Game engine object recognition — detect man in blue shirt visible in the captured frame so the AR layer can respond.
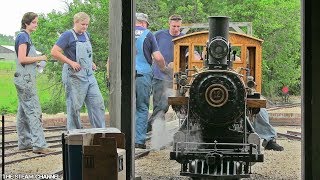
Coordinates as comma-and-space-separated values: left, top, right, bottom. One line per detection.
135, 13, 170, 149
148, 14, 185, 132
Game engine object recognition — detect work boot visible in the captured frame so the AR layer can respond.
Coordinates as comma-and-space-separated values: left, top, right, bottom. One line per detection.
33, 148, 54, 154
263, 138, 284, 151
18, 146, 32, 151
135, 143, 146, 149
147, 122, 152, 133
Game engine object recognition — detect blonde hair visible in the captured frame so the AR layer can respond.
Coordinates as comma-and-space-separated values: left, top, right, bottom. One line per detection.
169, 14, 182, 22
73, 12, 90, 23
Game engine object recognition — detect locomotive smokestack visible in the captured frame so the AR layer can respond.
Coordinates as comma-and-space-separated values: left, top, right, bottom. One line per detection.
208, 16, 229, 41
207, 16, 230, 69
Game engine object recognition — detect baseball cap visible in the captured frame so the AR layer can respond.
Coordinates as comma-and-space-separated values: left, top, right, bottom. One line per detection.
136, 13, 149, 25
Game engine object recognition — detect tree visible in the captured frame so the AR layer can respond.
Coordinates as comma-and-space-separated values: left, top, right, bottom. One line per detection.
0, 34, 14, 45
27, 0, 301, 113
31, 0, 110, 113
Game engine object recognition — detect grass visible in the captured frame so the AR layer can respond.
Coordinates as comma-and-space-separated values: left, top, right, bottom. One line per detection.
0, 60, 109, 115
0, 60, 53, 114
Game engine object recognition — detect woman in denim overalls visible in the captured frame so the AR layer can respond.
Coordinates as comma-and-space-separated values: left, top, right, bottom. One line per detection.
14, 12, 51, 154
51, 12, 106, 130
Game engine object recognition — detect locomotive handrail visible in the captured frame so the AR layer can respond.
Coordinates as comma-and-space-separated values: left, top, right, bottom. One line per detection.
175, 141, 258, 147
175, 142, 259, 153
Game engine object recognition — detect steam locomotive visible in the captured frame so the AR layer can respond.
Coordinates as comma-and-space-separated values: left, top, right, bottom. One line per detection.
169, 16, 265, 179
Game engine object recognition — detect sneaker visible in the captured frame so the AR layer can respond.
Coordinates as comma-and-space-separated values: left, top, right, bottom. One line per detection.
33, 148, 54, 154
135, 143, 146, 149
264, 139, 284, 151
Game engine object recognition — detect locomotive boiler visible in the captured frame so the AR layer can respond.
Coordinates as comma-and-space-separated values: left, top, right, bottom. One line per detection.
169, 16, 266, 179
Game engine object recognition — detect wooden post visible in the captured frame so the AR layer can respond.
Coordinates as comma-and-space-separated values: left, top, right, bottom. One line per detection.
109, 0, 135, 179
108, 0, 122, 129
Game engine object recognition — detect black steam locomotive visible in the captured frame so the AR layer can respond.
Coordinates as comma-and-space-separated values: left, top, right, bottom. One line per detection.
169, 16, 264, 179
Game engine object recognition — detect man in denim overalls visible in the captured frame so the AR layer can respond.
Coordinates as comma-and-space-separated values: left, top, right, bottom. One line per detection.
51, 12, 106, 130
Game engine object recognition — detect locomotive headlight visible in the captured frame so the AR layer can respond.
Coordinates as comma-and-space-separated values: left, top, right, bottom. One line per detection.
178, 74, 188, 86
208, 36, 229, 60
246, 76, 256, 88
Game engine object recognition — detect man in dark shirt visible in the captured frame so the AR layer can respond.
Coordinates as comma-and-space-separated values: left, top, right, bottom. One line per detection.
148, 14, 185, 132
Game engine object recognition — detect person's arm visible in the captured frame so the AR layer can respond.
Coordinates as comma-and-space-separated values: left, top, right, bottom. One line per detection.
18, 43, 47, 65
152, 51, 173, 76
152, 51, 166, 71
106, 58, 110, 79
51, 45, 81, 71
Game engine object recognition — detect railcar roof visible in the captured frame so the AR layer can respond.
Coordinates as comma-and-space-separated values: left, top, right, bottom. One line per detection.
172, 31, 264, 43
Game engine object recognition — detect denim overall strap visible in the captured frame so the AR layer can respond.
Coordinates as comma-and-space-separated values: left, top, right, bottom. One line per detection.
135, 29, 152, 74
70, 30, 93, 76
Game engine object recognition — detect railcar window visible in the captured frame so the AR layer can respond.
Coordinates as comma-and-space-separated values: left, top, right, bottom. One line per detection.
247, 46, 257, 77
194, 45, 205, 60
231, 46, 242, 61
179, 45, 189, 71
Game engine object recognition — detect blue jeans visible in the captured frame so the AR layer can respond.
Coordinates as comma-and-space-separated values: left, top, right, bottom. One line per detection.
253, 108, 277, 141
135, 72, 152, 144
148, 79, 173, 126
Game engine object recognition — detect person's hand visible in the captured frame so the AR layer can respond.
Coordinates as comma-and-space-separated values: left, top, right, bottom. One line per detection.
163, 63, 174, 78
92, 62, 97, 71
168, 62, 174, 69
41, 55, 48, 61
70, 61, 81, 71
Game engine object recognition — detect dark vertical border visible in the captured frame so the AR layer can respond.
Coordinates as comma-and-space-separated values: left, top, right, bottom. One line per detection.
302, 0, 310, 178
311, 0, 320, 178
304, 0, 320, 179
121, 0, 135, 179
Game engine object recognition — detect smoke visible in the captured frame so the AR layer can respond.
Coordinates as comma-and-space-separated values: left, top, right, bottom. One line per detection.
150, 111, 174, 150
150, 80, 176, 150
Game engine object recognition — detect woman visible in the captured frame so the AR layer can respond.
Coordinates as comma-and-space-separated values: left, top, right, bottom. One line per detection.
14, 12, 51, 154
51, 12, 106, 130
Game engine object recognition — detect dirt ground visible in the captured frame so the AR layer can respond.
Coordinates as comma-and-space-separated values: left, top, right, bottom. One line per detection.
135, 126, 301, 180
1, 101, 302, 179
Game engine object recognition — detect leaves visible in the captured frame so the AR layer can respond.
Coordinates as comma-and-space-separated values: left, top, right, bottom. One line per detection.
30, 0, 110, 114
1, 0, 300, 113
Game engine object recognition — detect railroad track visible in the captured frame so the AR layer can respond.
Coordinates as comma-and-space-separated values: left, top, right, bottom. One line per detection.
0, 122, 179, 169
0, 126, 66, 135
277, 130, 301, 140
267, 102, 301, 111
0, 135, 62, 150
0, 112, 180, 176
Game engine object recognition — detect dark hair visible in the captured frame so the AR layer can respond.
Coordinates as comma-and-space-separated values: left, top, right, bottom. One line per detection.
21, 12, 38, 29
